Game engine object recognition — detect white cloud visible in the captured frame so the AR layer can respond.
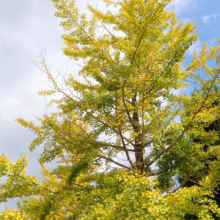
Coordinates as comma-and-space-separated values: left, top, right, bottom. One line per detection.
166, 0, 195, 14
0, 98, 22, 122
201, 14, 218, 23
0, 25, 36, 53
201, 15, 212, 23
187, 39, 202, 56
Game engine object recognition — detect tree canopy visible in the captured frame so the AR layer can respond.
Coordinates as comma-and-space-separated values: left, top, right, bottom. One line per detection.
1, 0, 220, 219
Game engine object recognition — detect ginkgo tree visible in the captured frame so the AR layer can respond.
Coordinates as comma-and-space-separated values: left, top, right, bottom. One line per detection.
1, 0, 220, 219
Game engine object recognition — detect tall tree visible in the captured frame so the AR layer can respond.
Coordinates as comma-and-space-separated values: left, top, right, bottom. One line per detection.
1, 0, 220, 219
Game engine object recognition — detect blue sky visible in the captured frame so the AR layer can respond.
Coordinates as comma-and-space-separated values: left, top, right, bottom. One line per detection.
0, 0, 220, 212
168, 0, 220, 55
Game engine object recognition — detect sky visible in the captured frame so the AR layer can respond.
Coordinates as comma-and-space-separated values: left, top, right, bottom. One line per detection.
0, 0, 220, 212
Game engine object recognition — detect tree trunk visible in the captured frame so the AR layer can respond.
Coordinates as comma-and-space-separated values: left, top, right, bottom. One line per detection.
132, 95, 144, 171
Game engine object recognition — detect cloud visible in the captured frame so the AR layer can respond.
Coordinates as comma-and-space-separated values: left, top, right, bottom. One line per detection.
0, 0, 73, 212
187, 39, 202, 56
166, 0, 195, 14
201, 14, 218, 23
0, 99, 22, 122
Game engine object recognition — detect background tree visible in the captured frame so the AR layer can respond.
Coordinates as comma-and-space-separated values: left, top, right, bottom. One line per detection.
1, 0, 220, 219
176, 96, 220, 220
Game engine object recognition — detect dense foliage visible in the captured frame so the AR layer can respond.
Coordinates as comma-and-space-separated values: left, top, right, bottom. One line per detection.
1, 0, 220, 219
